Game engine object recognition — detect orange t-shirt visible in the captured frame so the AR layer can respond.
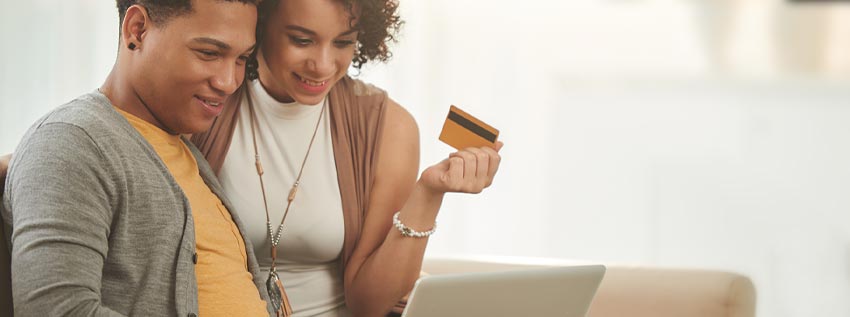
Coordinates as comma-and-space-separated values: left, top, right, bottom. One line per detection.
117, 108, 268, 317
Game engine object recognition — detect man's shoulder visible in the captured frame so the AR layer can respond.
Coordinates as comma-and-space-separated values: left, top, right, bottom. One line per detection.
11, 92, 140, 167
26, 92, 133, 144
42, 92, 119, 129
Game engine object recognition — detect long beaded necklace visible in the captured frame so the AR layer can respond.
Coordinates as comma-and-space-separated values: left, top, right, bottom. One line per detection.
248, 94, 327, 317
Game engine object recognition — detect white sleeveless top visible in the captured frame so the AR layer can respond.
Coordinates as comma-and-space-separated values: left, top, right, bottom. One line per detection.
218, 80, 348, 317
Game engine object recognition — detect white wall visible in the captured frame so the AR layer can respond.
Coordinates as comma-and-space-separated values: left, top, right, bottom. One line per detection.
358, 1, 850, 316
2, 1, 849, 316
0, 0, 117, 153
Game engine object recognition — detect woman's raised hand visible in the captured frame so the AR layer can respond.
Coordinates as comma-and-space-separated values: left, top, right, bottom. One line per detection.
419, 142, 503, 195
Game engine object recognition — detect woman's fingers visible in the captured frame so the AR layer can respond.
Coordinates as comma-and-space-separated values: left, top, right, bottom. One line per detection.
480, 146, 501, 185
446, 155, 464, 186
494, 141, 504, 152
465, 147, 490, 185
451, 151, 476, 181
430, 143, 504, 194
447, 147, 495, 192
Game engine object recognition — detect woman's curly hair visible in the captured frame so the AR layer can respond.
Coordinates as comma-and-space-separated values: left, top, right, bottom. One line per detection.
247, 0, 403, 79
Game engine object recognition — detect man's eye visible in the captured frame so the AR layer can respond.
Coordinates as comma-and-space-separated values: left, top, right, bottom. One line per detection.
197, 50, 219, 58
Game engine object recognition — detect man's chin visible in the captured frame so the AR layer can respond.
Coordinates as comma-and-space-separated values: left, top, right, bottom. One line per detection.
171, 119, 216, 136
187, 122, 216, 135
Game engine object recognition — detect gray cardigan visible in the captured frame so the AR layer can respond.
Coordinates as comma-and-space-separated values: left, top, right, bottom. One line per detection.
1, 92, 269, 316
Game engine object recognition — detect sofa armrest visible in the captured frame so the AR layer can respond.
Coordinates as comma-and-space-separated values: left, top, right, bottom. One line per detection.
1, 213, 12, 317
422, 256, 755, 317
589, 266, 755, 317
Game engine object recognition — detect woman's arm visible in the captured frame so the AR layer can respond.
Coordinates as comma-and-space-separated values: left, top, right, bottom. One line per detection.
342, 100, 502, 316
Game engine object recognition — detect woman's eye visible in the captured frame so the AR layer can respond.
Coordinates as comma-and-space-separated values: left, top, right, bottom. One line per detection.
289, 36, 312, 46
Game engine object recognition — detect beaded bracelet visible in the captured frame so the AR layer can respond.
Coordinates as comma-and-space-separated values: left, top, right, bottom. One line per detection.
392, 211, 437, 238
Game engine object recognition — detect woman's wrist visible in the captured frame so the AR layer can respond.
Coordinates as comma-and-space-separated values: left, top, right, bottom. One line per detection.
395, 181, 445, 230
416, 177, 446, 199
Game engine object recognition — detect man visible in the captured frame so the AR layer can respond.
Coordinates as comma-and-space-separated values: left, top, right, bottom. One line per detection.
0, 1, 270, 315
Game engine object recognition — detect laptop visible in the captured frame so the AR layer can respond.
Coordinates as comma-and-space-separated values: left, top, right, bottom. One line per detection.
401, 265, 605, 317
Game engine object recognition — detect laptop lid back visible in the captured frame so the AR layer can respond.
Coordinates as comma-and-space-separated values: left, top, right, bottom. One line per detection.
402, 265, 605, 317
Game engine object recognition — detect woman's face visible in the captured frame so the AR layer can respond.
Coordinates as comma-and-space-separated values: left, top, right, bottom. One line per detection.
258, 0, 359, 104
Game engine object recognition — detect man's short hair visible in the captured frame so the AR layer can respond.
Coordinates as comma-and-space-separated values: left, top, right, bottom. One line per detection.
117, 0, 261, 25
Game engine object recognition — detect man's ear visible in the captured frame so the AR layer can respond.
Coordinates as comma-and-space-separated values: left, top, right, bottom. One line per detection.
121, 5, 152, 51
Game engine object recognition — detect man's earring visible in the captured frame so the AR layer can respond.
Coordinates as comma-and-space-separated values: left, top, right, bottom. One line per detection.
128, 43, 137, 50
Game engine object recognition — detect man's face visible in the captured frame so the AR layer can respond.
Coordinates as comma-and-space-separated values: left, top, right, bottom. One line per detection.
132, 0, 257, 134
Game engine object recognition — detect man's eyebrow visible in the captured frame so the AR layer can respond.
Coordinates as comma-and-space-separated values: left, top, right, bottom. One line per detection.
242, 44, 257, 54
192, 37, 231, 50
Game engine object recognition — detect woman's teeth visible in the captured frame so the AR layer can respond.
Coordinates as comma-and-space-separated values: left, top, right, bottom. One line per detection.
299, 77, 326, 87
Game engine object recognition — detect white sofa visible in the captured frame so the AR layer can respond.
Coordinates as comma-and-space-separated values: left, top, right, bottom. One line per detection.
422, 256, 756, 317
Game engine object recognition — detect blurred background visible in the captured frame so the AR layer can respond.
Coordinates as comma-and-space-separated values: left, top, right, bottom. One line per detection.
2, 0, 849, 316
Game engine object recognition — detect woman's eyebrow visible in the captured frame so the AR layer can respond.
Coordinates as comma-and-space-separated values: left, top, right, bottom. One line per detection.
285, 25, 357, 37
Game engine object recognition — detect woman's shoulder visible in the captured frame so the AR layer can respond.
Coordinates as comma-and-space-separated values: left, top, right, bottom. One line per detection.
337, 76, 387, 98
329, 76, 389, 119
329, 76, 417, 140
336, 77, 414, 123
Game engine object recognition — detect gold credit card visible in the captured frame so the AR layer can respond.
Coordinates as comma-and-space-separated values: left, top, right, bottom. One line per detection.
439, 105, 499, 150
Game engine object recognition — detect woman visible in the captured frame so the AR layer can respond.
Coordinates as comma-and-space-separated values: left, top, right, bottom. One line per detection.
191, 0, 503, 316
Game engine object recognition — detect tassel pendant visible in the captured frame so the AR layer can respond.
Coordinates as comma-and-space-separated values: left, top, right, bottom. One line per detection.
267, 269, 293, 317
